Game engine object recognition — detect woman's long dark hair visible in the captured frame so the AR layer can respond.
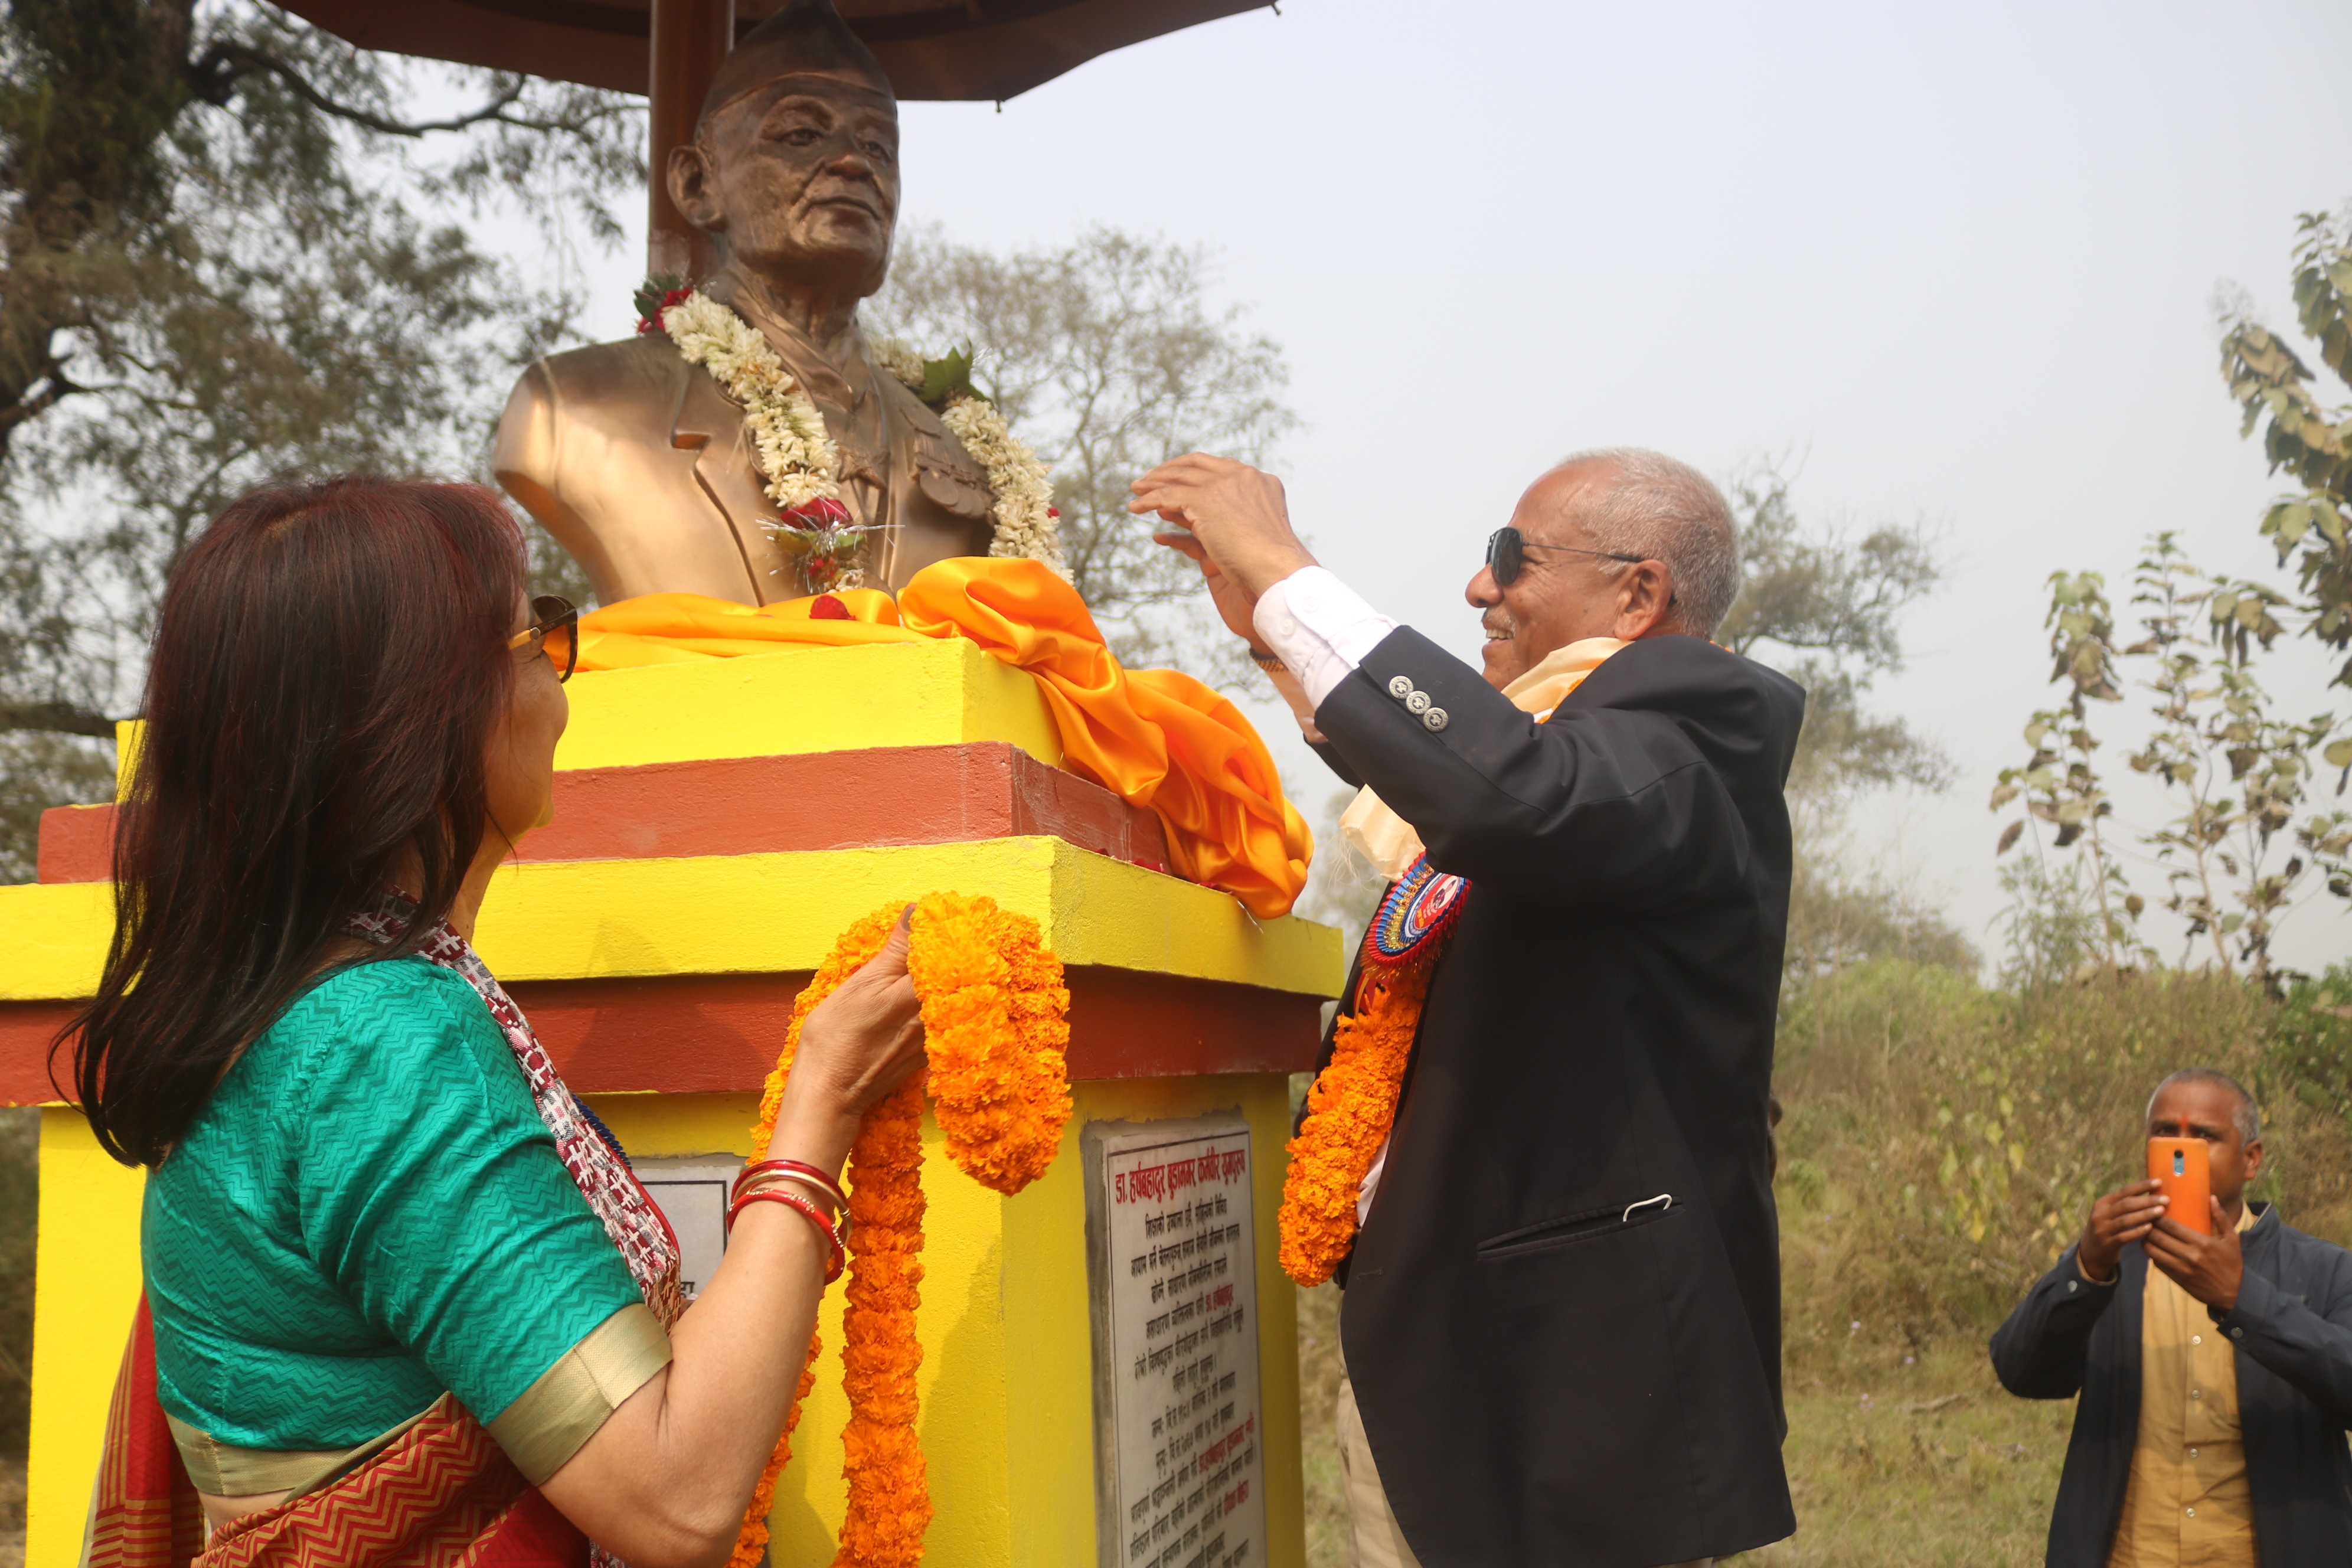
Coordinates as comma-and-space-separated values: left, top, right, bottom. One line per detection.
67, 478, 527, 1167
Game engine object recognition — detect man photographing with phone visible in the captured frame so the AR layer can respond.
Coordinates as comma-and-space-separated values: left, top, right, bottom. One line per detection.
1992, 1068, 2352, 1566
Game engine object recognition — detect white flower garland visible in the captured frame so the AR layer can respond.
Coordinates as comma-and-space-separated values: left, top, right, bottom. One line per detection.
661, 292, 839, 515
869, 334, 927, 392
871, 334, 1067, 579
661, 296, 1067, 588
943, 394, 1066, 577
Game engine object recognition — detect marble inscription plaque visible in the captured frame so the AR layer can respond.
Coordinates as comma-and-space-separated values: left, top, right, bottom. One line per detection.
1084, 1115, 1265, 1568
633, 1155, 740, 1299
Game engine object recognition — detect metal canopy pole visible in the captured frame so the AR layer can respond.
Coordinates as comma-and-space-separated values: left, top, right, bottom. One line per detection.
648, 0, 734, 283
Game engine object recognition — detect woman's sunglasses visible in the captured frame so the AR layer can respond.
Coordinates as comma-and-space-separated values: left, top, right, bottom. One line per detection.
507, 595, 580, 682
1485, 527, 1644, 588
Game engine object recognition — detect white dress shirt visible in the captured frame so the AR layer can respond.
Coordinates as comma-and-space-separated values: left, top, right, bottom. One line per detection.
1253, 566, 1399, 711
1253, 566, 1403, 1226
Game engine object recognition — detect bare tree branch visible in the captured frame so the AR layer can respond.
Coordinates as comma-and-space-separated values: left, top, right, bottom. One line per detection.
185, 43, 531, 138
0, 701, 118, 739
0, 364, 83, 439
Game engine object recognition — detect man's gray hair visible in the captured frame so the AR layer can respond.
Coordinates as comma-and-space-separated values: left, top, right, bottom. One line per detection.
1556, 447, 1742, 639
2148, 1067, 2262, 1145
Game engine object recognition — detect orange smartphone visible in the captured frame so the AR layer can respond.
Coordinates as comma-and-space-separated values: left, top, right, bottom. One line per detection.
2148, 1138, 2212, 1235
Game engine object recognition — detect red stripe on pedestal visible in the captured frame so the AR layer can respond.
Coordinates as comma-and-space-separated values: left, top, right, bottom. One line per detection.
0, 1005, 73, 1105
0, 966, 1319, 1106
36, 805, 113, 884
32, 744, 1172, 883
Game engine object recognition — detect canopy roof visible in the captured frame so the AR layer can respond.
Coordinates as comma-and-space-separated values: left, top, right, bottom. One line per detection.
279, 0, 1265, 102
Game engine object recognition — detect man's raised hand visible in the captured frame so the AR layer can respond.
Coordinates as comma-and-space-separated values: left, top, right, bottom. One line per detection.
2145, 1196, 2246, 1314
2077, 1178, 2167, 1284
1129, 454, 1318, 600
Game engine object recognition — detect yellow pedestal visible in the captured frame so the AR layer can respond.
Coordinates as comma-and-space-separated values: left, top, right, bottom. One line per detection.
3, 639, 1342, 1568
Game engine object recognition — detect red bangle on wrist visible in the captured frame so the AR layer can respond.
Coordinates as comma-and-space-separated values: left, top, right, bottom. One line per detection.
734, 1157, 847, 1215
727, 1187, 846, 1283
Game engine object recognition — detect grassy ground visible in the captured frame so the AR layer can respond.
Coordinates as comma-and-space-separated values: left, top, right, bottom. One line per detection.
1742, 1345, 2073, 1566
1294, 1286, 2075, 1568
0, 1453, 21, 1568
1296, 1284, 1349, 1567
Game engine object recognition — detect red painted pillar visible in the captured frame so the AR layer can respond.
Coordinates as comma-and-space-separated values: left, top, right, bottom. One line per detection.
648, 0, 734, 284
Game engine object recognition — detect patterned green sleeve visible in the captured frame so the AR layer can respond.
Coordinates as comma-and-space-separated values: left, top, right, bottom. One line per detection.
292, 960, 648, 1436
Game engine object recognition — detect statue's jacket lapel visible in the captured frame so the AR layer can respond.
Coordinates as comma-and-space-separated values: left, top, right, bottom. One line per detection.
880, 375, 994, 524
668, 360, 798, 604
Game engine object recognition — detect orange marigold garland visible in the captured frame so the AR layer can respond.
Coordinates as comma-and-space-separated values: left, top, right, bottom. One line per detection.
1276, 955, 1434, 1286
835, 1074, 929, 1568
729, 893, 1072, 1568
911, 893, 1073, 1193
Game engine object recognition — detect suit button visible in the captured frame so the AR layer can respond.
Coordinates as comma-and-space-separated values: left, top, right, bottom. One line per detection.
2231, 1327, 2244, 1340
1387, 675, 1414, 700
2191, 1389, 2202, 1400
1423, 707, 1449, 732
1406, 690, 1431, 715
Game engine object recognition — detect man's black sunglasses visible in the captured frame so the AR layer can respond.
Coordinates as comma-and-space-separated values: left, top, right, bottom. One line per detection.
1485, 527, 1645, 588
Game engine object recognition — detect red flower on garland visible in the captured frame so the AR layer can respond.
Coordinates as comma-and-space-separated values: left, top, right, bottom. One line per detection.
783, 496, 855, 531
634, 285, 695, 336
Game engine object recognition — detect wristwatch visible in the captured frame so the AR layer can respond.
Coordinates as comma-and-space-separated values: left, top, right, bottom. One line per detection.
1248, 646, 1286, 674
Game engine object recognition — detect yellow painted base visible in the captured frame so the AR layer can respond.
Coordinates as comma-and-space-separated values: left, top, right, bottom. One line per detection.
0, 839, 1340, 1005
25, 1084, 1305, 1568
101, 638, 1066, 795
27, 1109, 146, 1568
552, 638, 1066, 773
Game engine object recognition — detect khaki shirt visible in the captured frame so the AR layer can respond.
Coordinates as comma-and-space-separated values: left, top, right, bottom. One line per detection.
2108, 1203, 2263, 1568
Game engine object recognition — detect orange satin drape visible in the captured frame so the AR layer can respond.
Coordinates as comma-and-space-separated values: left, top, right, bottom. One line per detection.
571, 558, 1312, 919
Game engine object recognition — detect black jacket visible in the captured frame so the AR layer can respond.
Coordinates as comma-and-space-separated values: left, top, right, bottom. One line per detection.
1306, 629, 1804, 1568
1990, 1206, 2352, 1567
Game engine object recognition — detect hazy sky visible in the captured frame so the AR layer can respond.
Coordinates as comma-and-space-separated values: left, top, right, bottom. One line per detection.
542, 0, 2352, 972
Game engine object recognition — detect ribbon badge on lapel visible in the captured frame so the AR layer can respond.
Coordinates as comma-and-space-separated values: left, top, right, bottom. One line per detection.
1363, 854, 1468, 967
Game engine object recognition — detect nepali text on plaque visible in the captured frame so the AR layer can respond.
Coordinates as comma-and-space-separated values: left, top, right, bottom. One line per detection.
1083, 1115, 1266, 1568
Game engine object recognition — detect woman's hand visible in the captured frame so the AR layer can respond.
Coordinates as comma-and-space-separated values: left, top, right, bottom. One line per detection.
770, 907, 927, 1174
547, 916, 924, 1566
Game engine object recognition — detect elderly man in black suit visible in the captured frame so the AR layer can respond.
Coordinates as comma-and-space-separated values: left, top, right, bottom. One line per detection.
1132, 449, 1803, 1568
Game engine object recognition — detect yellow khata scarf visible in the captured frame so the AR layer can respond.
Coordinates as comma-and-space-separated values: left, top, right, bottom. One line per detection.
1282, 638, 1625, 1286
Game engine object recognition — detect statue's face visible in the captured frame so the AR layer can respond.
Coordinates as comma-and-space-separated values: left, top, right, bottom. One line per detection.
675, 83, 900, 298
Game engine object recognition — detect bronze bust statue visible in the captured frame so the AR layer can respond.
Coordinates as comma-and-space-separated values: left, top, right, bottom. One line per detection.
494, 0, 997, 605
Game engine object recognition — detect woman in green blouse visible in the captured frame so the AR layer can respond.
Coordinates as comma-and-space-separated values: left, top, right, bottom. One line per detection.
73, 478, 919, 1568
